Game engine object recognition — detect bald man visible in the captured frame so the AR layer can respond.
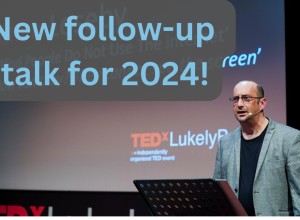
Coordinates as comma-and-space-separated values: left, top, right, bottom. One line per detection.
213, 80, 300, 216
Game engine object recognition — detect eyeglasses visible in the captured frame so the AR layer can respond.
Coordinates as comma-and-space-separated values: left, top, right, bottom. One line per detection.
229, 95, 263, 104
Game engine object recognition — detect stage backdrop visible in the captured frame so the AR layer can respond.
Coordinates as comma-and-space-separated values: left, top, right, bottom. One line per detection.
0, 0, 286, 216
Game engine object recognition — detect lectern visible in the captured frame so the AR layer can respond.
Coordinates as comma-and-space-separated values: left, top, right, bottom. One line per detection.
133, 178, 247, 216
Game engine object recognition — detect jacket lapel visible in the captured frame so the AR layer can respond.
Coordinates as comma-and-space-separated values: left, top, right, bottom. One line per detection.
233, 128, 241, 194
254, 120, 275, 182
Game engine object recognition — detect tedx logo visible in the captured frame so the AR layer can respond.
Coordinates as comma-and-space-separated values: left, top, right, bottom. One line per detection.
131, 132, 169, 148
0, 205, 46, 216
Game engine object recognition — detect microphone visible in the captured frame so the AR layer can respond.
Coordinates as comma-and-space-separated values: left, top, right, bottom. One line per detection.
247, 110, 261, 118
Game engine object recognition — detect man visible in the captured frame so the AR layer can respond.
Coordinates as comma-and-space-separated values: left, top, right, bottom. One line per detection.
213, 80, 300, 216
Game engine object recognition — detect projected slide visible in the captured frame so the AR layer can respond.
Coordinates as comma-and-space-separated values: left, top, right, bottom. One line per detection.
0, 0, 286, 191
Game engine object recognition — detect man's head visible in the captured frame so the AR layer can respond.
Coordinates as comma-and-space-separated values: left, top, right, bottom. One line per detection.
230, 80, 267, 123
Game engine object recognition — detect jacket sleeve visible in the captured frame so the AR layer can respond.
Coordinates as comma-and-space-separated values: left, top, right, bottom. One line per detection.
286, 131, 300, 215
213, 139, 222, 179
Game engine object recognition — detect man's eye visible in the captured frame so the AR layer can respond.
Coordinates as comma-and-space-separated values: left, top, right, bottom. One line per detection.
242, 96, 251, 101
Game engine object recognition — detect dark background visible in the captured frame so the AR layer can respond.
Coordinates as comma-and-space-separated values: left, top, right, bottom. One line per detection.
285, 0, 298, 130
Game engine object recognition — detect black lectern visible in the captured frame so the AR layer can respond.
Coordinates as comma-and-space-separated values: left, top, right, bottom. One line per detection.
133, 178, 247, 216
